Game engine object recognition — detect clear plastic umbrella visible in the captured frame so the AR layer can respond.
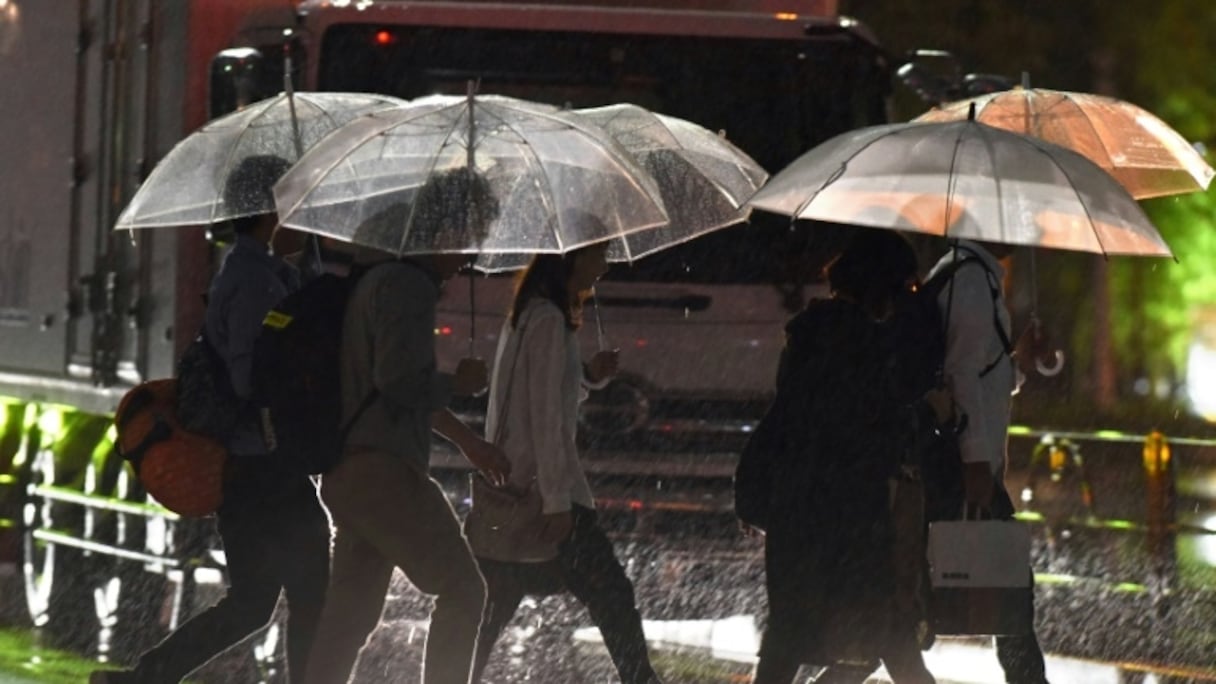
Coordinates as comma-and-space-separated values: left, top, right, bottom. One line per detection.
114, 91, 408, 229
567, 103, 767, 262
273, 93, 670, 266
748, 116, 1173, 258
914, 85, 1214, 200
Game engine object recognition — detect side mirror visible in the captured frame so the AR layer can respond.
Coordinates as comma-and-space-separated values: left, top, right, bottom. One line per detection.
205, 221, 235, 247
895, 49, 961, 106
962, 73, 1014, 97
209, 47, 272, 119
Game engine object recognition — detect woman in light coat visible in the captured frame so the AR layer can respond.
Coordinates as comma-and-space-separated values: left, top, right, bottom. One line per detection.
471, 241, 662, 684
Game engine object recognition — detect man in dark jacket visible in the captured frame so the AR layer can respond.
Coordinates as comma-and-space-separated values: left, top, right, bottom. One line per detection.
302, 168, 512, 684
92, 155, 330, 684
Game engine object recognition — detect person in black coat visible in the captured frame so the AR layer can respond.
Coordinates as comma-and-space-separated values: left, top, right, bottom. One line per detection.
736, 229, 938, 684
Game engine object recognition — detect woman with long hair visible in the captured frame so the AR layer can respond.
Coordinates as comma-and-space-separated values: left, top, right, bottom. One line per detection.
471, 241, 662, 684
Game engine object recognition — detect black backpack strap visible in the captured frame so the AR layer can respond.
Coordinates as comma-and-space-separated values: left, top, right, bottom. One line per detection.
340, 390, 378, 441
954, 246, 1014, 377
331, 259, 434, 450
336, 266, 380, 446
931, 249, 1013, 379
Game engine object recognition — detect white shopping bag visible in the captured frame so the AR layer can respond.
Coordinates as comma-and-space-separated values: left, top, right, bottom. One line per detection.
927, 519, 1033, 635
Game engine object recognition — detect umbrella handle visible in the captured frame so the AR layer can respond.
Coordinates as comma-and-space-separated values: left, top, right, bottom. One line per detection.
591, 287, 607, 351
466, 80, 478, 170
468, 268, 476, 358
283, 39, 303, 159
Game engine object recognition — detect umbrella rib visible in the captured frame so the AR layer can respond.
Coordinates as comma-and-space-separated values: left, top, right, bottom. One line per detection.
278, 116, 405, 232
789, 124, 908, 221
944, 123, 972, 239
792, 160, 848, 221
398, 102, 470, 256
1021, 88, 1035, 137
494, 106, 589, 253
209, 95, 279, 224
1068, 95, 1118, 167
652, 116, 754, 207
1022, 135, 1111, 257
544, 107, 673, 239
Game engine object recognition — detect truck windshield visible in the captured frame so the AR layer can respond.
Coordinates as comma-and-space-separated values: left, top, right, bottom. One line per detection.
317, 23, 888, 283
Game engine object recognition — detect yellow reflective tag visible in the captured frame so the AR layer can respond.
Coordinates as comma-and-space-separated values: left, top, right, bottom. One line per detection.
263, 310, 293, 329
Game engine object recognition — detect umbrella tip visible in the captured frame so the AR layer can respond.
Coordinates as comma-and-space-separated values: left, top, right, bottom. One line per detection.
968, 101, 977, 121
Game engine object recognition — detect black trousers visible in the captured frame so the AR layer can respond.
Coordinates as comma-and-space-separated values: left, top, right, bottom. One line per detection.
753, 596, 934, 684
131, 477, 330, 683
471, 504, 657, 684
989, 485, 1050, 684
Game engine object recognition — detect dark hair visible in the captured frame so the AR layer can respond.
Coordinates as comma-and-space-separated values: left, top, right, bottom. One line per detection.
828, 229, 918, 313
509, 240, 610, 330
223, 154, 290, 234
409, 167, 500, 250
510, 253, 578, 331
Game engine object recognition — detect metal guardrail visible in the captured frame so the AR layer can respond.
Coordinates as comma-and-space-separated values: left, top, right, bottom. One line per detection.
1010, 424, 1216, 448
30, 528, 181, 567
28, 485, 179, 520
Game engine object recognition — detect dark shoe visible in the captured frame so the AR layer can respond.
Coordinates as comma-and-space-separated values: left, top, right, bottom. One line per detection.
89, 669, 137, 684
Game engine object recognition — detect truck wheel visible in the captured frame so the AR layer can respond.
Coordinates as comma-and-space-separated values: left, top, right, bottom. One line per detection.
22, 443, 97, 652
251, 616, 288, 684
86, 453, 171, 664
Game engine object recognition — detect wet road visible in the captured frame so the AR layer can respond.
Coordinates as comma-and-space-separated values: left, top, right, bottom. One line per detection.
5, 430, 1216, 682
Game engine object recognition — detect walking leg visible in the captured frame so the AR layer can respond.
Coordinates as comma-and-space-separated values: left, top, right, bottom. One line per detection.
752, 628, 804, 684
559, 506, 658, 684
132, 512, 281, 682
469, 561, 527, 683
277, 497, 331, 683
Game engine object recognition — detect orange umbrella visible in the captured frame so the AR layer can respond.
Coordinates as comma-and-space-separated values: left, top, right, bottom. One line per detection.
915, 86, 1214, 200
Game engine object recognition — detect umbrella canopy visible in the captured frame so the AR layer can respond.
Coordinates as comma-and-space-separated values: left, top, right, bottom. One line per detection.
570, 103, 768, 263
273, 94, 670, 269
747, 118, 1173, 258
114, 92, 409, 229
914, 87, 1214, 200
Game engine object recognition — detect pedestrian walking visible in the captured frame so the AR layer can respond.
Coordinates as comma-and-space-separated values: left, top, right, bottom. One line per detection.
469, 241, 663, 684
91, 155, 331, 684
927, 238, 1051, 684
737, 230, 937, 684
300, 168, 511, 684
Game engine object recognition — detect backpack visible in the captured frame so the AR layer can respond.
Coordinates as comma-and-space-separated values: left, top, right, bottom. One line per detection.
892, 254, 1012, 522
251, 269, 376, 475
114, 379, 228, 517
175, 330, 243, 441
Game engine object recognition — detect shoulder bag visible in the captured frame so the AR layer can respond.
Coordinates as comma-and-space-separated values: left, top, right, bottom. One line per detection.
464, 308, 560, 563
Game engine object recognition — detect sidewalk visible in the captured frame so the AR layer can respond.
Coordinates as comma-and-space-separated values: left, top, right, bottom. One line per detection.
574, 615, 1216, 683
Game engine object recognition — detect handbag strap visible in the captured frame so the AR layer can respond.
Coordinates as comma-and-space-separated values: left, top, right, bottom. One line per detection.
491, 304, 535, 445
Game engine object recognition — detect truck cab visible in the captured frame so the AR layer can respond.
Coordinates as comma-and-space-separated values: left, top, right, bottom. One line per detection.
278, 0, 891, 526
1, 0, 892, 672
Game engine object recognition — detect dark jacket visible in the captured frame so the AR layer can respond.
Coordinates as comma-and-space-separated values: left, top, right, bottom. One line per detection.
735, 297, 911, 662
204, 233, 301, 454
340, 259, 452, 474
203, 233, 311, 512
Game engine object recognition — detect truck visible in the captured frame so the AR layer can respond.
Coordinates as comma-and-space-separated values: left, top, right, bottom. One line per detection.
0, 0, 893, 672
